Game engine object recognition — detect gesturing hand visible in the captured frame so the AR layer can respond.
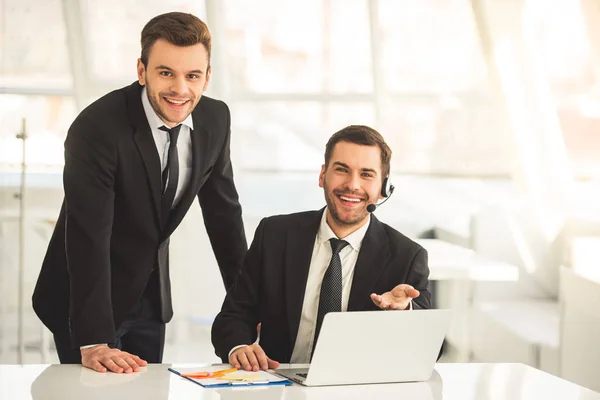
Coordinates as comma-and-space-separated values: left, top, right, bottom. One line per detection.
370, 284, 420, 310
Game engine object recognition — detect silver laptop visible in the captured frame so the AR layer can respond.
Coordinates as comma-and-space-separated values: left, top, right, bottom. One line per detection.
276, 309, 450, 386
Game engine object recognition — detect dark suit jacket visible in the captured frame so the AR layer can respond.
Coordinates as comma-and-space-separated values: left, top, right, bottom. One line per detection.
211, 209, 431, 363
32, 82, 247, 347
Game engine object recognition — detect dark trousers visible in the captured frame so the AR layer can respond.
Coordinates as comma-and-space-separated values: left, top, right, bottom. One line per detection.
54, 272, 166, 364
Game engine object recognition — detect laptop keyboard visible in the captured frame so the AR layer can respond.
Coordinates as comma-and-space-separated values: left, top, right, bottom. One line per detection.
296, 373, 308, 378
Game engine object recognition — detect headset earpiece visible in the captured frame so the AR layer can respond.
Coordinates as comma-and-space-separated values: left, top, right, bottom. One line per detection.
381, 177, 394, 198
369, 176, 395, 213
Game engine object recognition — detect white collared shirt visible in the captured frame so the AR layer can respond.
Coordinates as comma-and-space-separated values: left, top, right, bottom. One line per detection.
141, 87, 193, 208
289, 209, 371, 363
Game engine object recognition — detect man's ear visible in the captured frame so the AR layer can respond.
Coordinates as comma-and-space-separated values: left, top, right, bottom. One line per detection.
318, 165, 326, 188
137, 59, 146, 86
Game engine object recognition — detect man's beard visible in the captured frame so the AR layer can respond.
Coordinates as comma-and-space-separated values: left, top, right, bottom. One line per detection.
323, 180, 369, 228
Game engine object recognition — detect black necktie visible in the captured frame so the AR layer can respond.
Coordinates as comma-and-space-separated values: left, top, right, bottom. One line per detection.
312, 238, 349, 358
158, 124, 181, 221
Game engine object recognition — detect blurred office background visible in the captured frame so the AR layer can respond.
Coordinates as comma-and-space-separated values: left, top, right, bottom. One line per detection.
1, 0, 600, 391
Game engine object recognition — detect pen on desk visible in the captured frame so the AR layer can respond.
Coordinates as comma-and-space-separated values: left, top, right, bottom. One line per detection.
178, 367, 238, 378
212, 367, 238, 375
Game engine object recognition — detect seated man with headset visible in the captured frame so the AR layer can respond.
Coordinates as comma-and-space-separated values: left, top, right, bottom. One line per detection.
212, 125, 432, 370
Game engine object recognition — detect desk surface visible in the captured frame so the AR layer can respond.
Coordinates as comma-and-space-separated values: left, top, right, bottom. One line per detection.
415, 239, 519, 281
1, 363, 598, 400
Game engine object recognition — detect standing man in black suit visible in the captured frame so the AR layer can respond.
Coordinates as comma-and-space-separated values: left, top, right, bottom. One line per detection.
32, 12, 247, 373
212, 125, 431, 370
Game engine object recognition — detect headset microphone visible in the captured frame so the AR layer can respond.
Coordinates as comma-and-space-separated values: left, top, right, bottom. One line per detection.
367, 177, 395, 213
366, 195, 392, 212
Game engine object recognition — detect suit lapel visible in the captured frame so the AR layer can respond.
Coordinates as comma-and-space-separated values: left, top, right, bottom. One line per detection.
161, 107, 212, 240
285, 210, 322, 348
129, 82, 162, 225
347, 216, 391, 311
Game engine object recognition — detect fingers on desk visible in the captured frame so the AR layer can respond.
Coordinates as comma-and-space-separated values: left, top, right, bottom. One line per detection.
89, 360, 107, 373
266, 357, 280, 369
82, 347, 146, 374
230, 344, 277, 371
120, 352, 143, 372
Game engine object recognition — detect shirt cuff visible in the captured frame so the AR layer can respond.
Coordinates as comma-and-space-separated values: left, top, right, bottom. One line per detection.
80, 343, 106, 350
228, 344, 248, 358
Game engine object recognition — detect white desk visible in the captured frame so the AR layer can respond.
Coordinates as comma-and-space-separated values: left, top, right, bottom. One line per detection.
1, 363, 598, 399
415, 239, 519, 282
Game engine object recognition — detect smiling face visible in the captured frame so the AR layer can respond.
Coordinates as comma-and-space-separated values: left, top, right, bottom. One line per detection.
137, 38, 211, 127
319, 141, 384, 237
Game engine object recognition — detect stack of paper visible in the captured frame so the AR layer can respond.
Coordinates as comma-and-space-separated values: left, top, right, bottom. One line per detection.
168, 366, 292, 388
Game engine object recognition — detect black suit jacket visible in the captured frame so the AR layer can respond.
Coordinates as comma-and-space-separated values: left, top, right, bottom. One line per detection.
211, 209, 431, 363
32, 82, 247, 347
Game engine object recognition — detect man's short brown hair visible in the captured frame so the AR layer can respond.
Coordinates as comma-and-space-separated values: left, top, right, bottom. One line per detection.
140, 12, 211, 68
324, 125, 392, 178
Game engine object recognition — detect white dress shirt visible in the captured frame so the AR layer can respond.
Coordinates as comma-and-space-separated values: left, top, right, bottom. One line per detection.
141, 87, 193, 208
80, 88, 194, 350
289, 210, 370, 363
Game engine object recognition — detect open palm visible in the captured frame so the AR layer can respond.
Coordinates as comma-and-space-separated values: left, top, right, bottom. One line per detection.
370, 284, 420, 310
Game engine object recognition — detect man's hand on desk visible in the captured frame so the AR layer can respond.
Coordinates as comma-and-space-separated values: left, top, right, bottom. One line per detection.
81, 345, 147, 373
229, 344, 280, 372
370, 284, 419, 310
